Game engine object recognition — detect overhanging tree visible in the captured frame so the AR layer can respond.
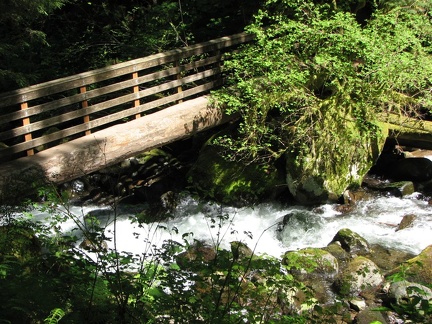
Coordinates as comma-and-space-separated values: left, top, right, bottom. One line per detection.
213, 0, 432, 203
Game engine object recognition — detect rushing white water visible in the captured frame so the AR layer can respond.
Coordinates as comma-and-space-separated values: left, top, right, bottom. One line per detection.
29, 191, 432, 259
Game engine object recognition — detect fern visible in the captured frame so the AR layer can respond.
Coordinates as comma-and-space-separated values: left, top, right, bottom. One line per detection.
44, 308, 65, 324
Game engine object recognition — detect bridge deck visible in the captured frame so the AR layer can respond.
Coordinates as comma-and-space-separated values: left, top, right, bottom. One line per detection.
0, 96, 235, 196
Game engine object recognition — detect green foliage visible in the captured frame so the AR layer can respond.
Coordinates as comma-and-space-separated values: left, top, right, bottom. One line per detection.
0, 184, 322, 323
385, 262, 432, 323
213, 0, 432, 173
0, 0, 68, 91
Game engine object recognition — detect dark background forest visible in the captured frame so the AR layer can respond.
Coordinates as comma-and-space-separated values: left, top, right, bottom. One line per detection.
0, 0, 263, 93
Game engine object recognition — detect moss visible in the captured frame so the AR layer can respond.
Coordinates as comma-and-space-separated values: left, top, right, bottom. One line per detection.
188, 146, 284, 205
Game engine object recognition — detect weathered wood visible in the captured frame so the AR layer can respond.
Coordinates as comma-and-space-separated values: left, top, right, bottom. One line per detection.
0, 96, 236, 196
0, 32, 253, 108
0, 31, 248, 161
0, 55, 222, 126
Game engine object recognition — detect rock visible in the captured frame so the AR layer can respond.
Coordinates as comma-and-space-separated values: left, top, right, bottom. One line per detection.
329, 228, 370, 255
386, 157, 432, 182
230, 241, 253, 260
282, 248, 339, 306
176, 241, 216, 270
324, 242, 351, 269
387, 280, 432, 308
396, 214, 416, 231
354, 306, 388, 324
282, 248, 339, 281
367, 244, 414, 272
335, 256, 383, 297
284, 123, 385, 205
188, 145, 284, 206
388, 245, 432, 286
79, 238, 108, 252
349, 297, 367, 311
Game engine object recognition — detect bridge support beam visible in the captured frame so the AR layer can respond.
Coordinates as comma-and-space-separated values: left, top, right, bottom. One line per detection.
0, 96, 234, 199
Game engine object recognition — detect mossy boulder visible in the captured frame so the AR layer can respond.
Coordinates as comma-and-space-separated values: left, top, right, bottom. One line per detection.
282, 248, 339, 281
188, 146, 284, 206
285, 124, 386, 204
388, 245, 432, 286
334, 256, 383, 297
329, 228, 370, 255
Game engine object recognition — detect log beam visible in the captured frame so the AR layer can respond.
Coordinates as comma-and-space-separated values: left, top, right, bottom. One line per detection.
0, 96, 234, 198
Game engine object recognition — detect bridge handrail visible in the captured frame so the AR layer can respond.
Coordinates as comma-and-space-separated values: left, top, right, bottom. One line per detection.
0, 32, 253, 163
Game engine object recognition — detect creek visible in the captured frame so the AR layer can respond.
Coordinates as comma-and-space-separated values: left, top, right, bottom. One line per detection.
30, 191, 432, 260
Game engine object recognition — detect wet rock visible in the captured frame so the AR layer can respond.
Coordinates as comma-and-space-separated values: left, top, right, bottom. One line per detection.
386, 157, 432, 182
176, 241, 216, 270
329, 228, 370, 255
342, 188, 372, 205
324, 242, 351, 269
282, 248, 339, 305
396, 214, 416, 231
79, 238, 108, 252
334, 256, 383, 297
230, 241, 253, 260
282, 248, 339, 281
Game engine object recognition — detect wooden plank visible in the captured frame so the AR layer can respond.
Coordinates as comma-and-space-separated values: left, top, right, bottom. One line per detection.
0, 54, 222, 125
0, 96, 238, 196
0, 67, 221, 141
0, 32, 253, 108
0, 81, 221, 159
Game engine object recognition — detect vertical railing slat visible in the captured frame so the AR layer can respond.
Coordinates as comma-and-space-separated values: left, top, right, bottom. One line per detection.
176, 60, 183, 103
21, 102, 34, 156
133, 72, 141, 119
80, 86, 91, 135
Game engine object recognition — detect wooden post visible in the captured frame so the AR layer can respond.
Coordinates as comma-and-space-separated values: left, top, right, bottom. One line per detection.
176, 60, 183, 103
21, 102, 34, 156
133, 72, 141, 119
80, 86, 91, 135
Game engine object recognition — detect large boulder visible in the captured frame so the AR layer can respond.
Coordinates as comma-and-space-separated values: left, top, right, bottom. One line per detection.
282, 248, 339, 305
329, 228, 370, 256
285, 131, 384, 204
188, 146, 285, 206
334, 256, 384, 297
388, 245, 432, 286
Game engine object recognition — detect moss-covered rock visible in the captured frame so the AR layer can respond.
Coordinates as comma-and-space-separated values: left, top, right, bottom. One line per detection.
329, 228, 370, 255
282, 248, 339, 282
285, 122, 386, 204
188, 146, 284, 206
389, 245, 432, 286
334, 256, 383, 297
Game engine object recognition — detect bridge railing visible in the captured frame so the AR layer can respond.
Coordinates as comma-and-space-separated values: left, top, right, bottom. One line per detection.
0, 32, 253, 163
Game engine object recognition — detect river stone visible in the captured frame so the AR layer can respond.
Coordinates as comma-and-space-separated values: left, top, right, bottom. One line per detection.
390, 245, 432, 285
386, 157, 432, 182
176, 241, 217, 270
329, 228, 370, 255
230, 241, 253, 260
396, 214, 416, 231
367, 244, 414, 272
284, 124, 385, 205
188, 145, 284, 206
282, 248, 339, 281
354, 306, 388, 324
334, 256, 383, 297
388, 280, 432, 307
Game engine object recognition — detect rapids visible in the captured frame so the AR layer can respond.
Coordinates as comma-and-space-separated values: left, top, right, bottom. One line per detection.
31, 192, 432, 259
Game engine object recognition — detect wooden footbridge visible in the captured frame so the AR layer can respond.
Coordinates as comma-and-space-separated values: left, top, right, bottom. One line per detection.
1, 31, 432, 197
0, 32, 253, 195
